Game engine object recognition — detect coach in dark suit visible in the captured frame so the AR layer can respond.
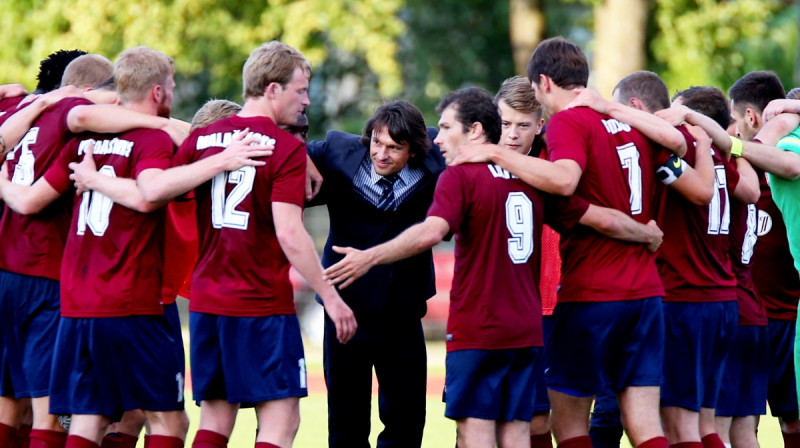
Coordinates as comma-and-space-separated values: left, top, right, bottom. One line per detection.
307, 100, 445, 448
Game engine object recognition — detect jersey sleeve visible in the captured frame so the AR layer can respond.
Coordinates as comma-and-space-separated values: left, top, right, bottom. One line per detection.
41, 139, 78, 194
777, 130, 800, 155
543, 193, 590, 233
546, 111, 589, 170
270, 141, 306, 207
427, 167, 467, 234
134, 131, 174, 178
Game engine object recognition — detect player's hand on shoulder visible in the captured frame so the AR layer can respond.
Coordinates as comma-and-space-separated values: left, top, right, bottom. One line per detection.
450, 143, 494, 166
69, 140, 99, 195
41, 85, 83, 107
218, 127, 274, 171
324, 246, 374, 289
162, 121, 188, 146
0, 83, 28, 99
325, 295, 357, 344
684, 123, 710, 149
654, 105, 690, 127
565, 88, 609, 113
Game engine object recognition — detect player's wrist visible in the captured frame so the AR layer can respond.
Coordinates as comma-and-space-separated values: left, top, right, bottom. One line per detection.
729, 135, 743, 158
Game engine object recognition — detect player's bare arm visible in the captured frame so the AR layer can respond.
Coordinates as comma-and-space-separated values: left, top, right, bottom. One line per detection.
730, 157, 760, 204
324, 216, 450, 289
67, 104, 187, 146
762, 98, 800, 122
0, 83, 27, 99
664, 124, 715, 205
741, 121, 800, 180
579, 205, 663, 253
305, 155, 323, 201
137, 128, 273, 202
272, 201, 357, 344
656, 104, 732, 158
0, 85, 83, 155
68, 142, 166, 212
567, 88, 687, 157
453, 144, 582, 196
0, 162, 60, 215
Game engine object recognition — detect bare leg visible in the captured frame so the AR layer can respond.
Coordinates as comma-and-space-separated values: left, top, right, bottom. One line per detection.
255, 397, 300, 447
660, 406, 700, 444
70, 414, 111, 445
547, 389, 592, 443
197, 399, 239, 438
456, 417, 496, 448
617, 386, 664, 446
497, 420, 532, 448
729, 416, 759, 448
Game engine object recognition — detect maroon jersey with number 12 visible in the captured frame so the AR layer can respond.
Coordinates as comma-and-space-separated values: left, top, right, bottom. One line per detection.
173, 115, 306, 317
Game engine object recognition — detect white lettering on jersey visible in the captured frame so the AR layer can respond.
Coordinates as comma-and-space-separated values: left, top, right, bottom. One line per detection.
488, 164, 518, 179
196, 130, 276, 151
602, 119, 632, 135
78, 138, 134, 158
11, 127, 39, 186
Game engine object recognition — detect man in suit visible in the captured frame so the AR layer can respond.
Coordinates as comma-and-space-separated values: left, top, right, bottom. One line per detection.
306, 100, 445, 448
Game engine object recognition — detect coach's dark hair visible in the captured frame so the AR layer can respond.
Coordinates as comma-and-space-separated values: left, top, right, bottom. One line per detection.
360, 100, 431, 161
436, 87, 501, 144
729, 71, 786, 115
614, 71, 670, 112
673, 86, 730, 130
526, 37, 588, 90
34, 49, 88, 93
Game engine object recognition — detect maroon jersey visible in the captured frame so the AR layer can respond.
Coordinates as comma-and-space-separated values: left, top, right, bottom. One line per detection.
0, 97, 92, 280
427, 163, 546, 352
44, 128, 173, 317
658, 127, 738, 302
752, 170, 800, 321
174, 115, 305, 317
546, 107, 663, 302
729, 198, 767, 325
0, 95, 27, 125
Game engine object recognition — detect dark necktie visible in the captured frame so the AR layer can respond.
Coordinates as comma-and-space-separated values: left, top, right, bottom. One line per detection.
377, 175, 399, 211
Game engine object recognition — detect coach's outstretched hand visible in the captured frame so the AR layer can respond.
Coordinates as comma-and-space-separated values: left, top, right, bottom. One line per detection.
217, 127, 275, 171
324, 246, 376, 289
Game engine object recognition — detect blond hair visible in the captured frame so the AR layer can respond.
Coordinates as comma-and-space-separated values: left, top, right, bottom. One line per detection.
788, 88, 800, 101
191, 99, 242, 132
242, 41, 310, 100
495, 76, 542, 117
114, 46, 175, 104
60, 54, 114, 89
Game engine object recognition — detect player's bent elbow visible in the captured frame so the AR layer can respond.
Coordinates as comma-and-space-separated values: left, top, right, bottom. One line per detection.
14, 200, 45, 215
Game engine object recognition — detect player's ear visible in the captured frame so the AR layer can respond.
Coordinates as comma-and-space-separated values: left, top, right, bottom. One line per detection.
745, 107, 760, 129
469, 121, 484, 141
265, 82, 281, 99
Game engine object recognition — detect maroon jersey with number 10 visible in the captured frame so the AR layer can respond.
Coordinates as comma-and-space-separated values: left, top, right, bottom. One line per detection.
44, 128, 173, 317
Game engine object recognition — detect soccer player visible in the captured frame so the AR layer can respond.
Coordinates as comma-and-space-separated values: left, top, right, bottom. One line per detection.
0, 46, 193, 448
726, 74, 800, 448
115, 41, 357, 448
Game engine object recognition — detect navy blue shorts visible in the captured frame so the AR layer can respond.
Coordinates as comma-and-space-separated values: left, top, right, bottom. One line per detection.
190, 312, 307, 404
0, 270, 60, 398
444, 346, 541, 421
532, 316, 553, 413
716, 325, 768, 417
545, 297, 664, 397
49, 315, 186, 420
768, 318, 798, 420
661, 301, 738, 411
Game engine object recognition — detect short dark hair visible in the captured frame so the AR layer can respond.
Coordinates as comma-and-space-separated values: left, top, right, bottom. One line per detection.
526, 37, 588, 90
360, 100, 431, 161
729, 71, 786, 115
673, 86, 730, 130
614, 71, 670, 112
436, 87, 501, 144
34, 49, 87, 93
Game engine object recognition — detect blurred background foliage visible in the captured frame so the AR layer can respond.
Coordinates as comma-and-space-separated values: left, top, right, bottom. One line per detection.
1, 0, 798, 139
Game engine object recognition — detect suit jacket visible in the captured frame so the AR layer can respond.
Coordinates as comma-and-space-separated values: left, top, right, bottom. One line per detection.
307, 128, 445, 321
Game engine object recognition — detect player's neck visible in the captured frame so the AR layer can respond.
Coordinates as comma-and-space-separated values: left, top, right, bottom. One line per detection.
549, 87, 580, 115
240, 97, 278, 123
121, 101, 157, 116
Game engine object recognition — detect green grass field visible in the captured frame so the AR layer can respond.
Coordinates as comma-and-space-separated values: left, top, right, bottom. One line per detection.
137, 334, 786, 447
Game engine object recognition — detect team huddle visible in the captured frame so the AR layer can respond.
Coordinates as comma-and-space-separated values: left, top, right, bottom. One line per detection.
0, 36, 799, 448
